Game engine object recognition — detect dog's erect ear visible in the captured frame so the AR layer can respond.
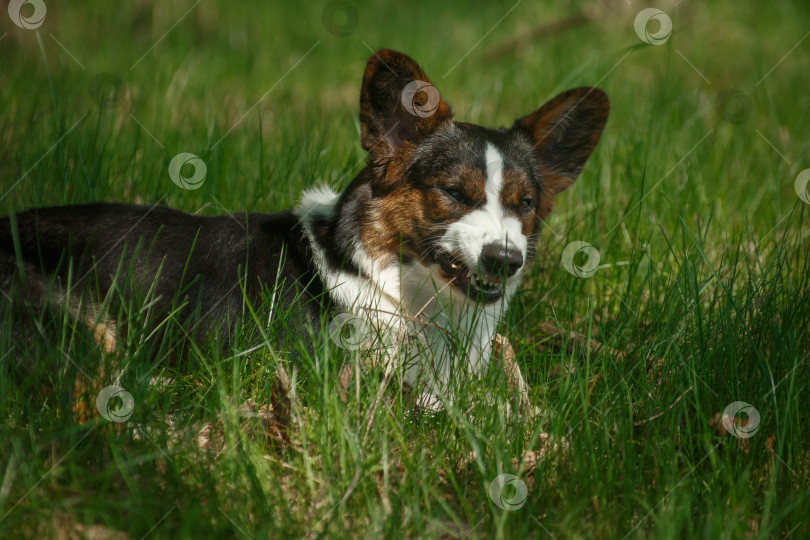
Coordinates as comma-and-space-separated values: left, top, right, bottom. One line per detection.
514, 87, 609, 196
360, 50, 453, 165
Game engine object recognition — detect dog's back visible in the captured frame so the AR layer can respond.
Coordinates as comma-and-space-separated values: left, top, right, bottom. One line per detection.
0, 203, 328, 353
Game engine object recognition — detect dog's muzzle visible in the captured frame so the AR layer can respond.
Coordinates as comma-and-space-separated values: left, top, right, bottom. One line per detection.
436, 243, 523, 304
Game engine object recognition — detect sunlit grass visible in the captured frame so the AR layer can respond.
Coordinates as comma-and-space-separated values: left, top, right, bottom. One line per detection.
1, 0, 809, 538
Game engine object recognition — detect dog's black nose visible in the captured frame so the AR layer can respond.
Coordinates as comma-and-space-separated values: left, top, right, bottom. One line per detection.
479, 243, 523, 278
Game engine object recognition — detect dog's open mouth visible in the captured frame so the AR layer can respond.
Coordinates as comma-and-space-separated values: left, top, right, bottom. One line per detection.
435, 251, 503, 304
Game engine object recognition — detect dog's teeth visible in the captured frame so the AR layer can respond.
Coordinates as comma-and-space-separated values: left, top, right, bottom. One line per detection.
475, 274, 502, 290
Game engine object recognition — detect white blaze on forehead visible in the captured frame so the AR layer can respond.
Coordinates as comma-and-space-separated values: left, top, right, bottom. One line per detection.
436, 142, 527, 286
485, 143, 504, 205
483, 143, 523, 250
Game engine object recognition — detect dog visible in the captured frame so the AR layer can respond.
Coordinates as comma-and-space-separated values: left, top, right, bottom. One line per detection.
0, 50, 608, 409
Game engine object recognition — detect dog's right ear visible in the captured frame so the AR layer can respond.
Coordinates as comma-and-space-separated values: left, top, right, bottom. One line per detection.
360, 50, 453, 167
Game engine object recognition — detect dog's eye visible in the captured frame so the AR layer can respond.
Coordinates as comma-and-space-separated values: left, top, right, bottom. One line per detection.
519, 197, 535, 212
443, 188, 464, 203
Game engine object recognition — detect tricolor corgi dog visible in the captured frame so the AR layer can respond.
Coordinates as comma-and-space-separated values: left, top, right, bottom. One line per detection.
0, 50, 608, 409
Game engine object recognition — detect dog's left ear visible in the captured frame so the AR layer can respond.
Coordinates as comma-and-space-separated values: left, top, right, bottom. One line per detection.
514, 87, 609, 198
360, 50, 453, 167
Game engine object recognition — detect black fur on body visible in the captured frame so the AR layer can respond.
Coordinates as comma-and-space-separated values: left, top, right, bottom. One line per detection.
0, 204, 328, 354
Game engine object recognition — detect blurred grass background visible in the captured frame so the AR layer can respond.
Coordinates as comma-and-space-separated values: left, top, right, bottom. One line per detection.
1, 0, 809, 538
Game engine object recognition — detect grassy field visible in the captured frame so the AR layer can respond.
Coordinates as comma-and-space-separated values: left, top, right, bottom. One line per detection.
1, 0, 809, 538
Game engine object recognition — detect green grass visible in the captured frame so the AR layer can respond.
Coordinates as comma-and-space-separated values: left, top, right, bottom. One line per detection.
2, 0, 809, 537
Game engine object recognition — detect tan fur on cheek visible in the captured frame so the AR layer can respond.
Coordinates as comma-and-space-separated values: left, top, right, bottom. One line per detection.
363, 188, 429, 263
500, 171, 539, 236
536, 187, 556, 223
528, 183, 562, 254
521, 212, 538, 237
